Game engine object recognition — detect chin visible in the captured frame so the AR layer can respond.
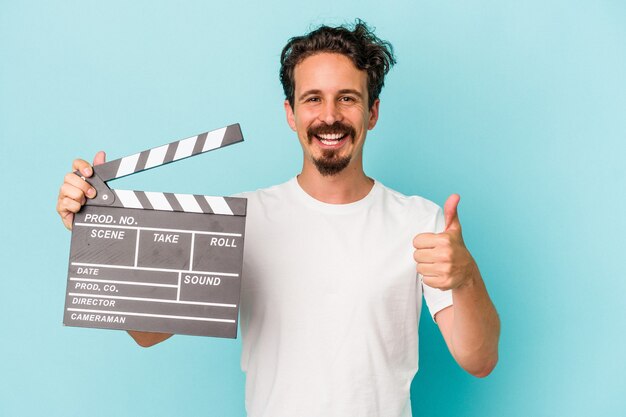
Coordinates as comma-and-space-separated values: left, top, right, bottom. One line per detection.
313, 154, 352, 176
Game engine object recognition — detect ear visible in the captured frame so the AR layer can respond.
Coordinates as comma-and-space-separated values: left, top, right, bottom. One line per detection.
368, 98, 380, 130
284, 100, 297, 132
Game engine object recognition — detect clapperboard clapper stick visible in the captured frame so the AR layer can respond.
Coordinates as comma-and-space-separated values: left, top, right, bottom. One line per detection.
64, 124, 247, 338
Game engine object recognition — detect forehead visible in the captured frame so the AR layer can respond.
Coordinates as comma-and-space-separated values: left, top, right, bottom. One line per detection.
293, 52, 368, 94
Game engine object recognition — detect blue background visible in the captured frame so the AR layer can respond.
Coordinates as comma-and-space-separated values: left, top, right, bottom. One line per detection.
1, 1, 624, 416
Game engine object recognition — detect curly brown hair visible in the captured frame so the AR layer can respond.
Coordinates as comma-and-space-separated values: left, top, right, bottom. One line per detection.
280, 19, 396, 109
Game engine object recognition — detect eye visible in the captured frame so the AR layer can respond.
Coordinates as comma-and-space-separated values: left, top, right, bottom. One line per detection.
305, 97, 320, 103
339, 96, 356, 102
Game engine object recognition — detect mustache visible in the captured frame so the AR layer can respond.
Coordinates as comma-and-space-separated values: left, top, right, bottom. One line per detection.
307, 121, 356, 142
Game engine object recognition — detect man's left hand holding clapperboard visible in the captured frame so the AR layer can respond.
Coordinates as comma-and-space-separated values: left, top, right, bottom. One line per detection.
58, 124, 246, 341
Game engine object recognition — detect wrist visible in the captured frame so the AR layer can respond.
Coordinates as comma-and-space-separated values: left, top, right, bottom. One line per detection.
455, 260, 481, 290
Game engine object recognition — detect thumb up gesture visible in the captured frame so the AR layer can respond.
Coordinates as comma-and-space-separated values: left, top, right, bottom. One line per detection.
413, 194, 478, 291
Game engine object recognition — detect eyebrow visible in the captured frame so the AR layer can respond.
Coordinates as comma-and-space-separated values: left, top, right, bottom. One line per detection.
338, 89, 363, 98
298, 89, 364, 100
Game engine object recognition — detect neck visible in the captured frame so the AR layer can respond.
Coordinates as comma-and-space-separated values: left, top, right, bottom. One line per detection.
297, 159, 374, 204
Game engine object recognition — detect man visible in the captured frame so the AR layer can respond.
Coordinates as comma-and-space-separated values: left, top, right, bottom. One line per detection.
57, 21, 500, 417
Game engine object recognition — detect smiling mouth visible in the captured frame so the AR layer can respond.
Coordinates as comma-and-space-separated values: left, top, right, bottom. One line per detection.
308, 122, 356, 147
315, 132, 349, 146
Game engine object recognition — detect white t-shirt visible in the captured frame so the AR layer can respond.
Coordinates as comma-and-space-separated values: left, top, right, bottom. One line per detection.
238, 178, 453, 417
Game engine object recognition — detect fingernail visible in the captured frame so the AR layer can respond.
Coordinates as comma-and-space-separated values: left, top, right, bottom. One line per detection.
81, 167, 91, 176
87, 188, 96, 197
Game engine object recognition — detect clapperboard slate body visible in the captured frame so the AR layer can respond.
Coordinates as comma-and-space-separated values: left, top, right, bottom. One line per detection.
64, 124, 246, 338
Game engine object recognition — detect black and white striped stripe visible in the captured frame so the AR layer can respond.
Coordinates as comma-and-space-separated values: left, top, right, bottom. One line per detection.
94, 124, 243, 182
112, 190, 246, 216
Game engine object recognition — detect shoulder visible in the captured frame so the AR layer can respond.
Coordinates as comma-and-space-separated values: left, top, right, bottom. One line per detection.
232, 178, 295, 211
375, 181, 441, 217
234, 179, 291, 199
374, 181, 444, 233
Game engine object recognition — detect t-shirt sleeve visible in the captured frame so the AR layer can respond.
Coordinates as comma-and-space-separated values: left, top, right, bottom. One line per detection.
421, 206, 454, 321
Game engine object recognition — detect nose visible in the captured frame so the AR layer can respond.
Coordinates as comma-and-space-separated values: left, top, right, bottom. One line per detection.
319, 100, 342, 125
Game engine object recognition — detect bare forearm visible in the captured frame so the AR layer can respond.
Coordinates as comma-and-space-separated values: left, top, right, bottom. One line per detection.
449, 265, 500, 377
128, 330, 173, 347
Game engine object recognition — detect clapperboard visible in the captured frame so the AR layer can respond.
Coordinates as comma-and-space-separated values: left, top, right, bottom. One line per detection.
63, 124, 246, 338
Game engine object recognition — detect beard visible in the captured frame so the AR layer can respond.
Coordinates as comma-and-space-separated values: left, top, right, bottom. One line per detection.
307, 121, 356, 177
312, 151, 352, 176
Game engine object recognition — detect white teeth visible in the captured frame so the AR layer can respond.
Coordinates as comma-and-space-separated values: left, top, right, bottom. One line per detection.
320, 139, 339, 145
318, 133, 344, 140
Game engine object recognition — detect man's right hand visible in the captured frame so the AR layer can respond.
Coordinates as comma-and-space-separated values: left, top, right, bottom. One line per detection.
56, 151, 174, 347
56, 151, 106, 230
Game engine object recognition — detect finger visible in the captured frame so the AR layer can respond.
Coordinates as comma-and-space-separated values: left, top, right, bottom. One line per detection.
417, 263, 439, 277
422, 275, 449, 291
413, 233, 438, 249
93, 151, 106, 166
57, 197, 83, 230
63, 172, 96, 199
444, 194, 461, 232
72, 158, 94, 178
58, 195, 83, 215
413, 248, 438, 264
60, 211, 74, 230
60, 183, 88, 205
